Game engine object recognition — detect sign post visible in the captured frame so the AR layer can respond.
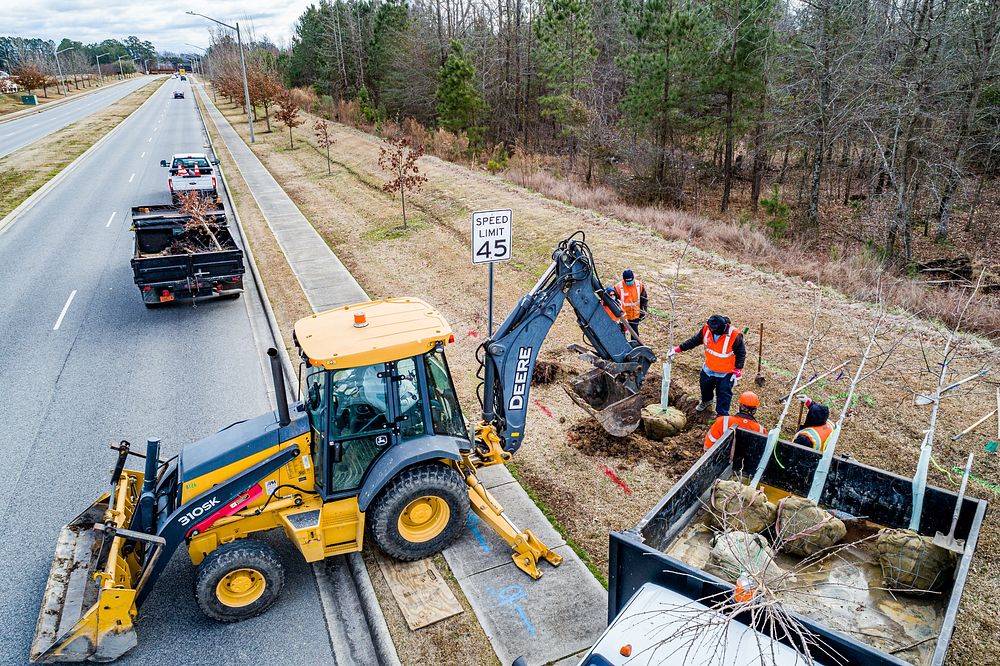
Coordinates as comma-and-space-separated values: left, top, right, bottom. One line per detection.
471, 209, 512, 336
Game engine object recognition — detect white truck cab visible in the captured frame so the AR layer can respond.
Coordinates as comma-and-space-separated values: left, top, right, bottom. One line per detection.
160, 153, 220, 204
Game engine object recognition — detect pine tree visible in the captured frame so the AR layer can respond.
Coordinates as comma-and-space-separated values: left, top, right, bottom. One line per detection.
618, 0, 709, 203
534, 0, 599, 164
435, 40, 486, 147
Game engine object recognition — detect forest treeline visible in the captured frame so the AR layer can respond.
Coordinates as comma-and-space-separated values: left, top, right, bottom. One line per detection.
272, 0, 998, 261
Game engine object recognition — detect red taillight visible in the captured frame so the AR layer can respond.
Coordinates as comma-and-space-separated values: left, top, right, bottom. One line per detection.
161, 289, 170, 296
168, 177, 173, 189
232, 276, 240, 282
142, 286, 151, 291
212, 176, 217, 189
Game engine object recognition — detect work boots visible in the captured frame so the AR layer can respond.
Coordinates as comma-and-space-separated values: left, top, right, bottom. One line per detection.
695, 400, 714, 413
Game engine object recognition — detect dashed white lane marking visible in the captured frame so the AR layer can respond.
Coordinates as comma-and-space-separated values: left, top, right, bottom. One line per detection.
106, 211, 116, 228
140, 151, 145, 158
53, 290, 77, 330
128, 173, 135, 183
147, 137, 152, 142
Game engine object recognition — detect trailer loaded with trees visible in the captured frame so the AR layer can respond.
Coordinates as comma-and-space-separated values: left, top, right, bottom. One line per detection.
130, 203, 244, 307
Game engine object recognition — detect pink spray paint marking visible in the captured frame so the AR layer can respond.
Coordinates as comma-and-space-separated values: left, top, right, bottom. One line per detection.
533, 399, 553, 418
468, 330, 479, 338
602, 466, 632, 495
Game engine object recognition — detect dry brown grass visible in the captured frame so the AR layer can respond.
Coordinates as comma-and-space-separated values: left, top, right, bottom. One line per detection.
211, 92, 1000, 666
196, 90, 312, 361
0, 78, 163, 219
510, 169, 1000, 341
0, 76, 106, 116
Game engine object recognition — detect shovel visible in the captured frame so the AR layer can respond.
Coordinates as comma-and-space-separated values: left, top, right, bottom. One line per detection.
754, 323, 766, 386
933, 453, 973, 554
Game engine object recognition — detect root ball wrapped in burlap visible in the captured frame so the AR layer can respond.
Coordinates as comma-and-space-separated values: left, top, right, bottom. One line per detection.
709, 479, 776, 534
775, 496, 846, 557
876, 528, 957, 593
708, 530, 784, 583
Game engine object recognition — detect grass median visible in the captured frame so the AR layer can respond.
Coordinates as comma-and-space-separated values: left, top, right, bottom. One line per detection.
0, 77, 163, 221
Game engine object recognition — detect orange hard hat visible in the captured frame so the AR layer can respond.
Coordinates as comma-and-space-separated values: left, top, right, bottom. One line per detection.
738, 391, 760, 408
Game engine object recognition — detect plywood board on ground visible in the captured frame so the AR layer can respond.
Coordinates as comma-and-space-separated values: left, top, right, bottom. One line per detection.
375, 553, 463, 630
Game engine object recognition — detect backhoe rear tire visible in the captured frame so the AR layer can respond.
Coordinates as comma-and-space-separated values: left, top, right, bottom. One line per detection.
369, 462, 468, 561
194, 539, 285, 622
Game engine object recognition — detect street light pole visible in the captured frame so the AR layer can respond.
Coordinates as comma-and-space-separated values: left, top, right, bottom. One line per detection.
117, 56, 124, 79
186, 11, 255, 143
54, 46, 74, 96
96, 52, 110, 85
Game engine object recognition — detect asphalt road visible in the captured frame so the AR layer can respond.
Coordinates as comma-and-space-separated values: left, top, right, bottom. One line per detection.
0, 76, 334, 664
0, 77, 157, 159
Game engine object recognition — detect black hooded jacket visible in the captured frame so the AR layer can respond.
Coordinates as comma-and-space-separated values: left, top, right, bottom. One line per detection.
794, 403, 831, 447
677, 316, 747, 371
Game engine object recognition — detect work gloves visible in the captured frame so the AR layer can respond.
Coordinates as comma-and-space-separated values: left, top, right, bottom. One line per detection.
732, 369, 743, 384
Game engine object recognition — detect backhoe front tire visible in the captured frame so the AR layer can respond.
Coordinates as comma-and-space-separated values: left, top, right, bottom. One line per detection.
194, 539, 285, 623
370, 462, 468, 561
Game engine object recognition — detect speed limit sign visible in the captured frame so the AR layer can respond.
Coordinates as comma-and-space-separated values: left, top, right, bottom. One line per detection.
471, 209, 512, 264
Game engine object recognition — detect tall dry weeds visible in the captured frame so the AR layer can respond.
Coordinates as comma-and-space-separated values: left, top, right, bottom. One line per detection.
508, 169, 1000, 341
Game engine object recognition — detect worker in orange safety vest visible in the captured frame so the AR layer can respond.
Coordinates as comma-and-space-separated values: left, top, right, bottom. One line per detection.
613, 269, 648, 339
602, 286, 621, 322
704, 391, 767, 450
667, 314, 747, 416
793, 396, 835, 452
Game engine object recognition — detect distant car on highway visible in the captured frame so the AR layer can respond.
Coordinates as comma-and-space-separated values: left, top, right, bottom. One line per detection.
160, 153, 220, 203
173, 91, 185, 99
180, 75, 187, 81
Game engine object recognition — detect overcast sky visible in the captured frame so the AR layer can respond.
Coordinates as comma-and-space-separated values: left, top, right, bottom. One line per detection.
2, 0, 313, 54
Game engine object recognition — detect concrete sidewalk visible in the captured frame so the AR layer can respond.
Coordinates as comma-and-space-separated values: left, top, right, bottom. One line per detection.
198, 87, 607, 666
199, 87, 367, 310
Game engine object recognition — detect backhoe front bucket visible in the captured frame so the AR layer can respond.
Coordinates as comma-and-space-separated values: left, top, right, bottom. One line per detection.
564, 367, 644, 437
31, 470, 145, 663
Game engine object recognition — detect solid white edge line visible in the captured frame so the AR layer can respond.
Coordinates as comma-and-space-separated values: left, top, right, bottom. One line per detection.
53, 290, 77, 330
105, 211, 116, 228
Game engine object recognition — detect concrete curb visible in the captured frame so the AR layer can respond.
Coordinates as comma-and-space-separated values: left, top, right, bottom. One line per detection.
0, 78, 164, 239
0, 75, 146, 125
195, 83, 401, 666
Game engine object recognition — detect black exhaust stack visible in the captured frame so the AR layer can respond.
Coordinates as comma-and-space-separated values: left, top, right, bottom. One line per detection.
268, 348, 291, 426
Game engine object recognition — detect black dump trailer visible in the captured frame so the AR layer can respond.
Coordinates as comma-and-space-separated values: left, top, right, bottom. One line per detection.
130, 204, 245, 307
595, 429, 986, 666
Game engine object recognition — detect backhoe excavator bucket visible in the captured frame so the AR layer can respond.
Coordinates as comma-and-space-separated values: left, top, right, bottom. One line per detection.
30, 470, 146, 663
564, 367, 644, 437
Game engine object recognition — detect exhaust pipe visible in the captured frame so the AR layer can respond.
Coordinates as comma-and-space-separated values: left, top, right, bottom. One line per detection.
268, 348, 291, 427
136, 438, 160, 533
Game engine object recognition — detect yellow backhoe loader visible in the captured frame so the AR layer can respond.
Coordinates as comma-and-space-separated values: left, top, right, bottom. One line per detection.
30, 233, 655, 662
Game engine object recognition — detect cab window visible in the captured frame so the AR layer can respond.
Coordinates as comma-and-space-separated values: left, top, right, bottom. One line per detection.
397, 357, 426, 440
423, 352, 467, 439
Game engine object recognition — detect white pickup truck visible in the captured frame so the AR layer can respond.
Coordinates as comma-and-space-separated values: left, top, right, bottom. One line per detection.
159, 153, 220, 204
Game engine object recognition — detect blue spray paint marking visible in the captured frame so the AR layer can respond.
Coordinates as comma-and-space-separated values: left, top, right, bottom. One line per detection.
488, 584, 537, 637
467, 512, 492, 553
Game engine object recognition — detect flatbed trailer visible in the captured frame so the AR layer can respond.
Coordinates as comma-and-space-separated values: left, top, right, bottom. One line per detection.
130, 204, 244, 307
590, 428, 986, 666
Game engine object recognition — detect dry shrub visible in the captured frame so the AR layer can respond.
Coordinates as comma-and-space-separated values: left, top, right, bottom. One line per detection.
338, 99, 360, 126
289, 87, 317, 113
401, 117, 428, 150
380, 119, 403, 140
